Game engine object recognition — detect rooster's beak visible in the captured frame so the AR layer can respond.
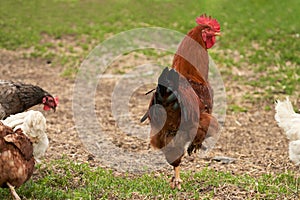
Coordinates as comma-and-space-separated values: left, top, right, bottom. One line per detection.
214, 32, 222, 36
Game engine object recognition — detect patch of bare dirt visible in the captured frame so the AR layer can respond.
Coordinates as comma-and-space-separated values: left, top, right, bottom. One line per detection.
0, 48, 299, 181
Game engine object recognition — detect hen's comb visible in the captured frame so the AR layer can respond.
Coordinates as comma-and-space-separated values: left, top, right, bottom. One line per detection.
196, 14, 220, 32
54, 96, 59, 105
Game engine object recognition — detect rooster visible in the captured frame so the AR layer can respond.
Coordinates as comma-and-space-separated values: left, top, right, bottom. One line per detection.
141, 14, 221, 189
0, 80, 58, 119
0, 110, 48, 200
275, 97, 300, 165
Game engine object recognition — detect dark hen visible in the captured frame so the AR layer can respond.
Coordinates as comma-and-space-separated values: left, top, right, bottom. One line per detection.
0, 80, 58, 119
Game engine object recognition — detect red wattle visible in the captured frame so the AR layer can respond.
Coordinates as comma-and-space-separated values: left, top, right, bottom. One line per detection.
43, 105, 51, 111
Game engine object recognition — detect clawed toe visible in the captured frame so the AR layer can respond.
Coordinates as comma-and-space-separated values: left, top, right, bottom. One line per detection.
170, 176, 182, 190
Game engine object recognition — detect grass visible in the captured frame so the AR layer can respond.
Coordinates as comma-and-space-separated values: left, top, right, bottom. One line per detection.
1, 0, 299, 99
0, 158, 299, 199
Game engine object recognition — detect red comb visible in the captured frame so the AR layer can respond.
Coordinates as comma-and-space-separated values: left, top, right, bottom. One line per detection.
196, 14, 220, 32
54, 96, 59, 105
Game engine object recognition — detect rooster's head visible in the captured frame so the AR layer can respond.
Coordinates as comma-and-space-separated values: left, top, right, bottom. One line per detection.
196, 14, 221, 49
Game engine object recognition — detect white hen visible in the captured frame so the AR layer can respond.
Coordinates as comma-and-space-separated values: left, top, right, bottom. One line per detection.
1, 110, 49, 162
275, 97, 300, 165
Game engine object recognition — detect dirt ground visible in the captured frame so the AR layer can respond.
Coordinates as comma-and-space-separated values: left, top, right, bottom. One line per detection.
0, 48, 299, 184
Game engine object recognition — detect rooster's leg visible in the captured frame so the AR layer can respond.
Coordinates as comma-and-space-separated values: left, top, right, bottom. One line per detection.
170, 166, 182, 189
7, 182, 21, 200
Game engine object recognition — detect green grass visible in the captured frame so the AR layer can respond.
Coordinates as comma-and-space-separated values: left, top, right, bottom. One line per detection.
1, 0, 299, 98
0, 158, 299, 199
228, 104, 248, 113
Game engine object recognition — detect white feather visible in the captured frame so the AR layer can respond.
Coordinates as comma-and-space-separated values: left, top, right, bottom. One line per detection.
275, 97, 300, 141
289, 140, 300, 165
1, 110, 49, 162
275, 97, 300, 166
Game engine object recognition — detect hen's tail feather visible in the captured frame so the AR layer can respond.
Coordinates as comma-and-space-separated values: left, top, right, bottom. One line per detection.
275, 97, 296, 123
2, 118, 24, 131
2, 111, 30, 126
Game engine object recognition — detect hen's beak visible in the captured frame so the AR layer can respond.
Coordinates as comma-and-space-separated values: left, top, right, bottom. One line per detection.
52, 106, 56, 112
214, 32, 222, 36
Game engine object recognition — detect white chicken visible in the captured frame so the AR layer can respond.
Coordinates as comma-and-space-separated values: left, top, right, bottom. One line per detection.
1, 110, 49, 162
275, 97, 300, 165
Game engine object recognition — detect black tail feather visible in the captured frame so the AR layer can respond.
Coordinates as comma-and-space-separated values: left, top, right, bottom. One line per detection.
140, 111, 149, 123
140, 67, 180, 123
157, 68, 179, 97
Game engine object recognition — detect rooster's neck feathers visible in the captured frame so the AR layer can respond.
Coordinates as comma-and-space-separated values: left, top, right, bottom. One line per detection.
172, 25, 209, 82
187, 25, 207, 50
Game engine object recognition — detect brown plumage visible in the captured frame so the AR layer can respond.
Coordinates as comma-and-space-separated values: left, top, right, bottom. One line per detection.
0, 80, 58, 119
141, 14, 221, 189
0, 121, 35, 199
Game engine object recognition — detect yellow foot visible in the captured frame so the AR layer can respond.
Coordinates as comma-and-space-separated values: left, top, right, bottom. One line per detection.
7, 182, 21, 200
170, 176, 182, 190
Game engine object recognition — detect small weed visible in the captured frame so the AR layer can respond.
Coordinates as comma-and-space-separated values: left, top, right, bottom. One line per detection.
228, 104, 248, 113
